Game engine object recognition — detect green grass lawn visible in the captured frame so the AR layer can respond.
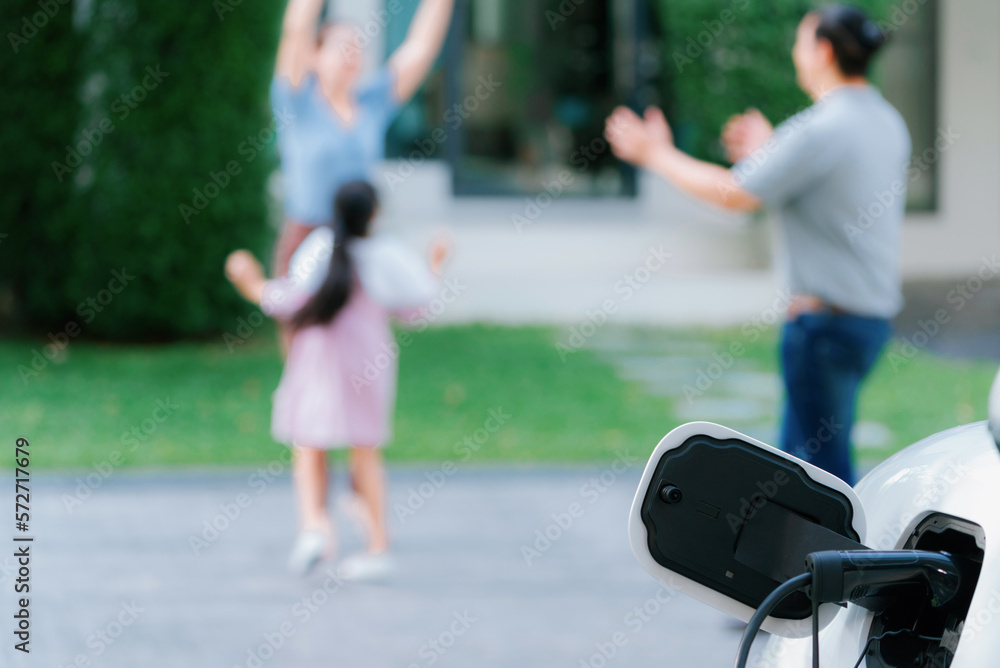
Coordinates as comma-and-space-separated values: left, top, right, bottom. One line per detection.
657, 326, 996, 460
1, 324, 995, 470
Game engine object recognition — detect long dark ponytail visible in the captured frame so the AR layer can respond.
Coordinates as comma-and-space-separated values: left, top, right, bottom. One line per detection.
291, 180, 378, 329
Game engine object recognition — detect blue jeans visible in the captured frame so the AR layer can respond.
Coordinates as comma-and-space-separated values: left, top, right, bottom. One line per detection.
779, 313, 892, 486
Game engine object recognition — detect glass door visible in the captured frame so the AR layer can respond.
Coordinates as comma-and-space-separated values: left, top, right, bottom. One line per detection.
445, 0, 652, 197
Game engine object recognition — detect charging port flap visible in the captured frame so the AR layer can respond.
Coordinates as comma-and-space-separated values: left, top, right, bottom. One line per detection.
628, 422, 867, 638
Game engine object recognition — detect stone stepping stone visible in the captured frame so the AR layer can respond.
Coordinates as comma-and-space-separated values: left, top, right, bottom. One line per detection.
852, 421, 893, 450
718, 371, 781, 400
676, 397, 773, 422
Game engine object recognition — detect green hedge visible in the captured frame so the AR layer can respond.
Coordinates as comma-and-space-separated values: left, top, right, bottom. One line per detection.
0, 1, 82, 329
3, 0, 904, 340
654, 0, 895, 163
2, 0, 284, 340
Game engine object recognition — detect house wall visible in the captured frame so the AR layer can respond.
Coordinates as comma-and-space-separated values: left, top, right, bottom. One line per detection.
900, 0, 1000, 278
320, 0, 1000, 324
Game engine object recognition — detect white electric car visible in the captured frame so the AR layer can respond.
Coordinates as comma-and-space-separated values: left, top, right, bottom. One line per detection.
628, 372, 1000, 667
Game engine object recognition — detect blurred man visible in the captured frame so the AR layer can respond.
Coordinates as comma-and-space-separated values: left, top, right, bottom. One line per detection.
605, 6, 910, 484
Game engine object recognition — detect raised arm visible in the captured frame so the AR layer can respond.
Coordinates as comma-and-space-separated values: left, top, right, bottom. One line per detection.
387, 0, 455, 103
275, 0, 326, 88
226, 251, 268, 304
606, 106, 761, 213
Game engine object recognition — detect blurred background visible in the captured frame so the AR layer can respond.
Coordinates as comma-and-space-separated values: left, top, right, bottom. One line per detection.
1, 1, 999, 666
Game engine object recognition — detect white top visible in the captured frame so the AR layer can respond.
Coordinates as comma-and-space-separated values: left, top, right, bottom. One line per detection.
287, 227, 438, 310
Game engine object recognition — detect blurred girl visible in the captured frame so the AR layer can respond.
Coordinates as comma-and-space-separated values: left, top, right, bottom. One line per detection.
226, 181, 448, 578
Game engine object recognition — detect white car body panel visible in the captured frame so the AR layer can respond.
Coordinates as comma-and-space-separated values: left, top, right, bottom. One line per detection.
764, 421, 1000, 667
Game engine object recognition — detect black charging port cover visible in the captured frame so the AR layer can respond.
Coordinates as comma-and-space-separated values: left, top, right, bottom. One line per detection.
639, 434, 863, 619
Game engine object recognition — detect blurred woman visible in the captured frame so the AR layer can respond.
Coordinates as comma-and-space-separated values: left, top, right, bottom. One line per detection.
271, 0, 455, 276
605, 5, 910, 485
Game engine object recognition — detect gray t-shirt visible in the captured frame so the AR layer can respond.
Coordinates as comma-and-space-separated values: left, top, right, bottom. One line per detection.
733, 86, 911, 318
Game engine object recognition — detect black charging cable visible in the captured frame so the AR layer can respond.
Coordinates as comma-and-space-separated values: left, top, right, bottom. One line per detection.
734, 572, 812, 668
851, 629, 944, 668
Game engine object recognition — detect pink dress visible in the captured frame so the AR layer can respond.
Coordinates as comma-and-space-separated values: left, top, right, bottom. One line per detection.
261, 229, 438, 449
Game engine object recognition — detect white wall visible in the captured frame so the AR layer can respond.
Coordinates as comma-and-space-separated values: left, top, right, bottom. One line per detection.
901, 0, 1000, 278
371, 0, 1000, 285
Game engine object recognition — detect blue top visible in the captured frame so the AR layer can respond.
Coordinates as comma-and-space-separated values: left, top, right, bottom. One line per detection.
271, 68, 400, 226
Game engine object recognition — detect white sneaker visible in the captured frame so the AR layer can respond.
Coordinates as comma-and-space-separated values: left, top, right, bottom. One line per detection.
339, 551, 394, 582
287, 530, 331, 576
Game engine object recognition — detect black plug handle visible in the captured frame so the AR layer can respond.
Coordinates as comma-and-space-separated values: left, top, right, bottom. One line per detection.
806, 550, 961, 608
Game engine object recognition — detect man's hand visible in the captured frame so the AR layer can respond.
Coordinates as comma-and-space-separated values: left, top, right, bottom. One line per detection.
605, 103, 761, 212
643, 106, 674, 148
606, 107, 654, 167
721, 108, 773, 164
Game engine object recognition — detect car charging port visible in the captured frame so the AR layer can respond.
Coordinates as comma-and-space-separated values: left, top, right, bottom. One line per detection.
863, 514, 985, 668
737, 546, 971, 668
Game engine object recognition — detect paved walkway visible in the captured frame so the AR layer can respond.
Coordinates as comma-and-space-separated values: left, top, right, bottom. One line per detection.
1, 467, 754, 668
588, 328, 892, 470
